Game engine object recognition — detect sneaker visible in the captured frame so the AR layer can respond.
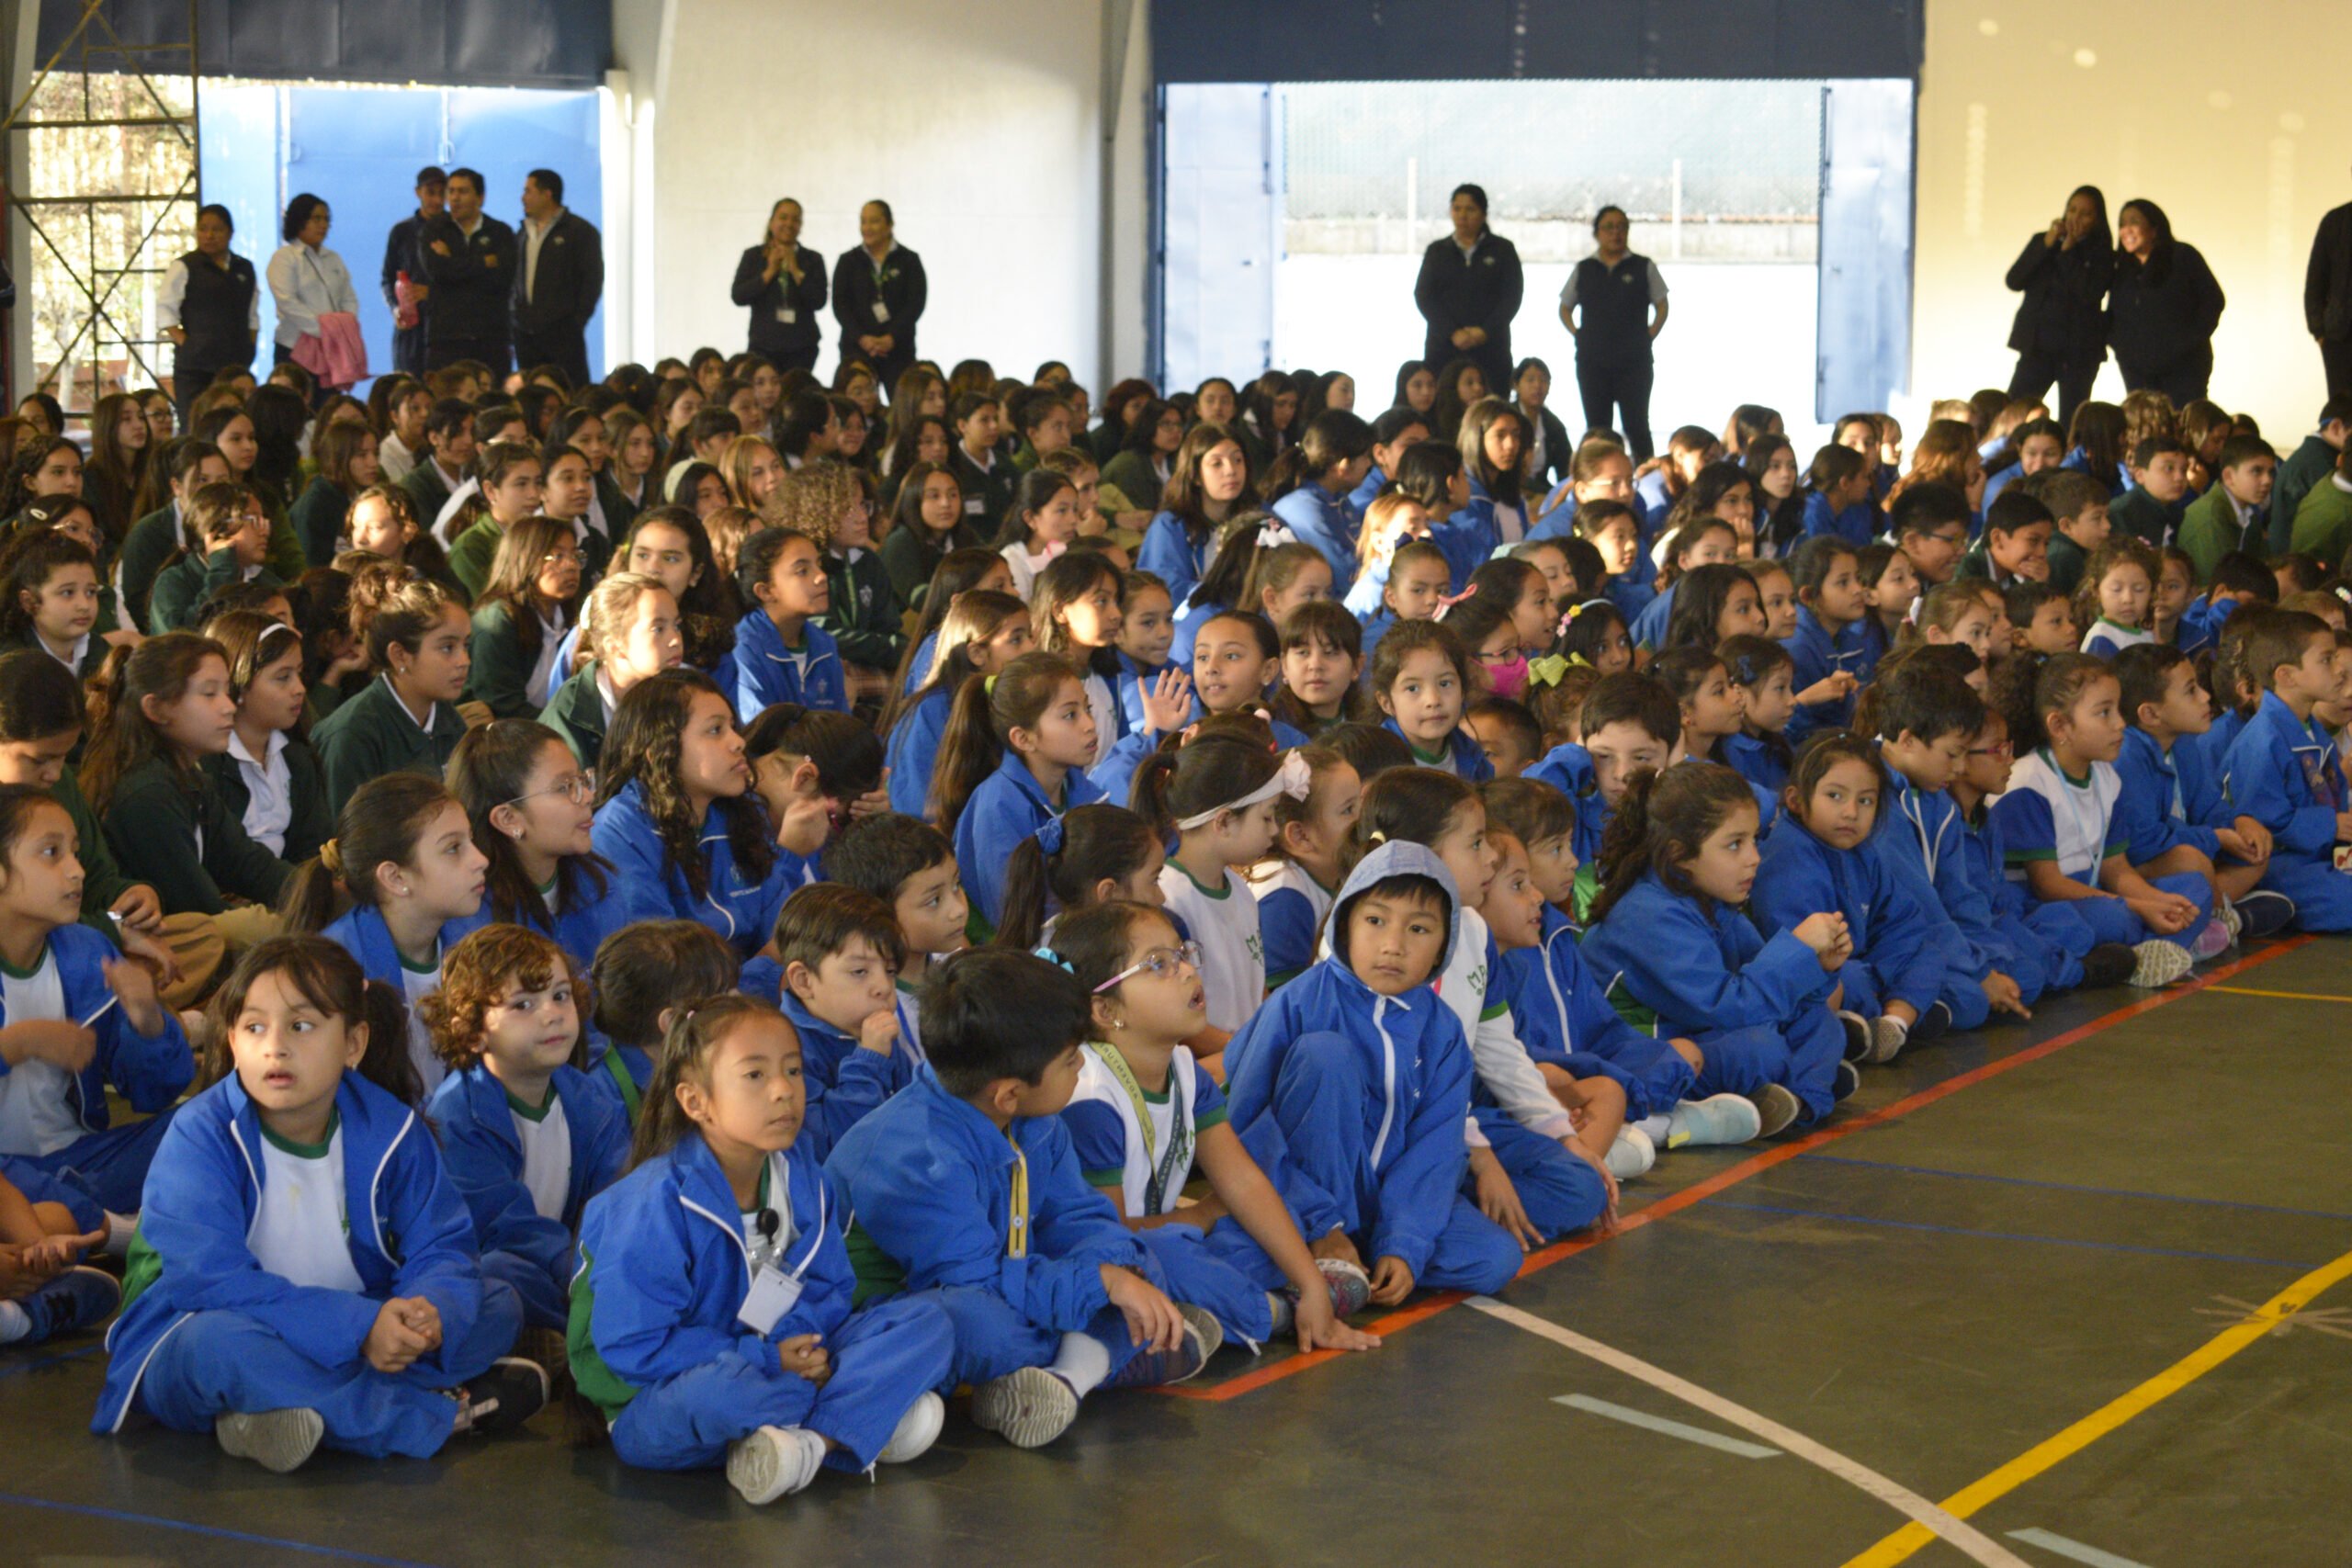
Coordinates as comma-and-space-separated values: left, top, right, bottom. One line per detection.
875, 1391, 944, 1465
452, 1359, 548, 1437
216, 1408, 324, 1474
1316, 1257, 1373, 1318
971, 1367, 1081, 1449
1865, 1015, 1909, 1065
727, 1424, 826, 1504
1837, 1010, 1871, 1062
1668, 1093, 1763, 1147
2188, 918, 2232, 962
1909, 1000, 1952, 1043
1745, 1083, 1802, 1138
517, 1325, 570, 1386
2130, 940, 2194, 987
2079, 943, 2137, 988
1105, 1304, 1219, 1390
1604, 1124, 1656, 1179
15, 1266, 119, 1347
2215, 899, 2244, 941
1834, 1060, 1861, 1100
1265, 1290, 1295, 1338
2233, 890, 2297, 940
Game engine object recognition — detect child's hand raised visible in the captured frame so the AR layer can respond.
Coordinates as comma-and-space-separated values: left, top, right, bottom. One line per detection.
101, 956, 167, 1038
1138, 667, 1194, 737
855, 1010, 898, 1057
1099, 1262, 1186, 1353
1366, 1255, 1417, 1307
777, 1332, 833, 1386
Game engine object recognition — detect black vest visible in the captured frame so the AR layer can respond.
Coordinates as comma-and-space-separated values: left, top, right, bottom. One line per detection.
176, 250, 255, 367
1573, 253, 1653, 369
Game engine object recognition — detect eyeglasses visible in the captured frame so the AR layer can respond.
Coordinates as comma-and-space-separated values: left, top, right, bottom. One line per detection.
1093, 941, 1204, 993
504, 772, 595, 808
1967, 739, 2014, 757
542, 548, 582, 567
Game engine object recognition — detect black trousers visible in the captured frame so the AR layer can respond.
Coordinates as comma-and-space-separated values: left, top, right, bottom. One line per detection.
1575, 358, 1655, 462
2007, 351, 2100, 429
514, 326, 590, 391
2118, 347, 2212, 407
391, 321, 427, 376
424, 334, 513, 378
2322, 336, 2352, 402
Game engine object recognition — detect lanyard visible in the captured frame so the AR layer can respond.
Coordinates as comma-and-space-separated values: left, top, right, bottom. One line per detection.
1006, 1136, 1029, 1259
599, 1049, 641, 1122
1086, 1042, 1192, 1214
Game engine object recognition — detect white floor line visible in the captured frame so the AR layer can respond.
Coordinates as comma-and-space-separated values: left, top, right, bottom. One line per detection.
1554, 1393, 1782, 1459
1466, 1297, 2031, 1568
2006, 1528, 2154, 1568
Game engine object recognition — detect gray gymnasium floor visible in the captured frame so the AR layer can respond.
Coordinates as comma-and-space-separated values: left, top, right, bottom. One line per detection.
6, 935, 2349, 1567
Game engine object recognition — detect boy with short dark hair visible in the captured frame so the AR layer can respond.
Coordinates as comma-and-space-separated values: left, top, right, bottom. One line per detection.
2219, 608, 2352, 929
1957, 490, 2054, 588
1888, 482, 1973, 586
2005, 580, 2078, 655
2177, 434, 2278, 582
823, 812, 969, 1028
826, 949, 1216, 1450
2111, 436, 2191, 550
768, 884, 919, 1158
2177, 551, 2278, 657
1464, 694, 1543, 779
2267, 396, 2352, 553
2023, 469, 2111, 595
1526, 672, 1682, 910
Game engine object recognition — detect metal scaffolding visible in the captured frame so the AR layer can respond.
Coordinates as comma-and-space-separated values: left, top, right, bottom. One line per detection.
3, 0, 199, 415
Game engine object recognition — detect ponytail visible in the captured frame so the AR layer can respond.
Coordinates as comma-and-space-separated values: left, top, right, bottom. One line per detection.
1587, 761, 1758, 926
928, 650, 1080, 829
990, 803, 1161, 953
277, 773, 460, 933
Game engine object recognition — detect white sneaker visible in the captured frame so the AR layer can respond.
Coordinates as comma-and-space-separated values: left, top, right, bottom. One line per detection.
1746, 1083, 1803, 1138
1667, 1093, 1763, 1146
2130, 939, 2193, 987
727, 1424, 827, 1505
971, 1366, 1080, 1449
1866, 1014, 1909, 1065
1604, 1124, 1656, 1179
216, 1408, 324, 1474
2188, 917, 2232, 962
875, 1391, 944, 1465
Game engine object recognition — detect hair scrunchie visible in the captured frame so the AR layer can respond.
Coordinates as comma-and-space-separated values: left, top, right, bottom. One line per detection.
1035, 813, 1069, 858
319, 838, 344, 876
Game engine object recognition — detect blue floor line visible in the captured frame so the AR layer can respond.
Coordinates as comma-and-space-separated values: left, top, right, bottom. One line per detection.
1700, 1201, 2319, 1269
0, 1344, 101, 1379
1793, 1153, 2352, 1223
0, 1491, 441, 1566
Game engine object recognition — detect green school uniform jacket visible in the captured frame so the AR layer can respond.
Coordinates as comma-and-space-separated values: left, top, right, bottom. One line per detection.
401, 460, 456, 533
2270, 434, 2339, 556
99, 756, 291, 917
118, 504, 180, 633
56, 765, 144, 938
289, 473, 351, 570
2043, 532, 2089, 597
537, 663, 608, 771
1097, 448, 1164, 517
2108, 485, 2175, 550
447, 517, 507, 602
877, 520, 981, 611
2175, 486, 2267, 583
820, 547, 904, 671
2289, 476, 2352, 568
465, 598, 563, 719
310, 674, 469, 803
201, 737, 332, 868
146, 547, 282, 636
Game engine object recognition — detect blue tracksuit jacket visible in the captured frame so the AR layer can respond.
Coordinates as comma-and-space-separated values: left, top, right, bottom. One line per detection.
731, 609, 847, 717
953, 750, 1106, 931
591, 781, 795, 957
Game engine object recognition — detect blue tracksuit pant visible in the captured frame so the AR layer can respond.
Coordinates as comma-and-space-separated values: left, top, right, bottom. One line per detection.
920, 1240, 1176, 1388
1473, 1109, 1610, 1241
1267, 1031, 1522, 1295
1137, 1224, 1278, 1348
8, 1111, 177, 1221
135, 1280, 525, 1460
1688, 1012, 1848, 1124
2041, 871, 2213, 950
610, 1295, 955, 1472
2259, 852, 2352, 931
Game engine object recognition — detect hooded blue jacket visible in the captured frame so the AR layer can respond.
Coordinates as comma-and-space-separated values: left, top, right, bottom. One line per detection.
571, 1130, 854, 1417
1724, 730, 1792, 802
731, 610, 847, 717
2222, 692, 2343, 857
1876, 773, 1996, 981
1803, 491, 1882, 546
96, 1069, 483, 1434
825, 1066, 1146, 1325
1221, 842, 1473, 1277
2114, 725, 2227, 863
1577, 871, 1836, 1040
446, 872, 629, 981
425, 1061, 630, 1299
1781, 605, 1877, 739
1754, 814, 1945, 1014
0, 922, 189, 1141
954, 750, 1107, 931
590, 781, 794, 957
322, 904, 477, 992
1379, 716, 1495, 782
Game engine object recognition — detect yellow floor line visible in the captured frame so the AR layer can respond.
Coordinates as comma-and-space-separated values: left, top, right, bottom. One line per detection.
1838, 1246, 2352, 1568
2203, 986, 2352, 1003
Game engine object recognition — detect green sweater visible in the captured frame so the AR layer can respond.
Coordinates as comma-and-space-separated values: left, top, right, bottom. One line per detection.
820, 547, 904, 671
98, 755, 291, 917
118, 504, 180, 632
310, 674, 469, 803
448, 517, 506, 601
56, 765, 142, 935
2108, 485, 2176, 551
538, 663, 609, 771
2289, 476, 2352, 568
2270, 434, 2340, 556
2175, 486, 2267, 583
466, 599, 565, 718
147, 546, 281, 635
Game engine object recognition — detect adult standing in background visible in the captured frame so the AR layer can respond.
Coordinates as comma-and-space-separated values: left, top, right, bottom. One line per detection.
833, 199, 925, 390
1413, 183, 1522, 400
511, 168, 604, 389
2106, 197, 2224, 404
2306, 165, 2352, 400
264, 193, 359, 383
733, 197, 828, 374
380, 165, 445, 376
156, 203, 256, 424
2004, 186, 2112, 428
1558, 205, 1667, 462
422, 167, 516, 376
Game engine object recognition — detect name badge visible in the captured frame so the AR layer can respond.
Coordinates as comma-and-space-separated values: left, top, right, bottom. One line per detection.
871, 300, 891, 324
737, 1263, 804, 1335
2335, 844, 2352, 873
963, 495, 985, 515
775, 306, 797, 324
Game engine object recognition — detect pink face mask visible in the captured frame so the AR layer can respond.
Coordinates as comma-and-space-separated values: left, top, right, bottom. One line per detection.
1487, 655, 1531, 701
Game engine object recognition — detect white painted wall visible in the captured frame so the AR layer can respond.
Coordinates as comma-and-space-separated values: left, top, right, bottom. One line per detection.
613, 0, 1132, 390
